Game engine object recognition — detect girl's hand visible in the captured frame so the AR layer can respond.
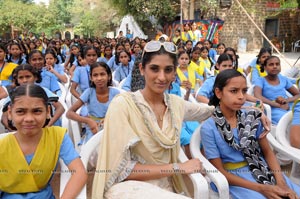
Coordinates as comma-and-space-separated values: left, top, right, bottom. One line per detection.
87, 119, 99, 134
179, 158, 205, 175
45, 65, 54, 73
280, 103, 289, 111
275, 96, 287, 105
181, 80, 192, 90
277, 184, 299, 199
260, 185, 295, 199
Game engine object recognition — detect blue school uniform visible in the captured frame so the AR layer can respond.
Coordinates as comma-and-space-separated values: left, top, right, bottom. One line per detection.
167, 82, 199, 146
201, 117, 300, 199
114, 63, 133, 82
72, 65, 90, 94
53, 64, 65, 82
38, 68, 60, 94
196, 76, 216, 99
97, 57, 111, 64
107, 55, 118, 71
254, 74, 295, 124
78, 87, 120, 145
292, 101, 300, 125
121, 73, 132, 91
0, 134, 79, 199
209, 49, 217, 64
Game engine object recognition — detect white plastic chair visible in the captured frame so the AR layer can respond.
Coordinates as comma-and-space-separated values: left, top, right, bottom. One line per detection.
275, 111, 300, 184
59, 130, 103, 199
58, 82, 67, 103
190, 126, 230, 199
293, 40, 300, 52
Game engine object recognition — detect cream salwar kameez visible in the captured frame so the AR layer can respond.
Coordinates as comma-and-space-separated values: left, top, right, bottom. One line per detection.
92, 91, 214, 199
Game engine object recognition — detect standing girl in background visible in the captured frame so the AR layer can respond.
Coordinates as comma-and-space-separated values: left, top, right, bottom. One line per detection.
7, 43, 27, 65
190, 22, 202, 47
97, 45, 112, 64
0, 44, 18, 86
67, 62, 120, 145
201, 69, 299, 199
114, 50, 133, 82
176, 51, 203, 96
0, 84, 87, 198
28, 50, 60, 94
44, 49, 67, 84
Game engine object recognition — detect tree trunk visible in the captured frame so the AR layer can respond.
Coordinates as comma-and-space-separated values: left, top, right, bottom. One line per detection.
182, 0, 189, 20
189, 0, 195, 20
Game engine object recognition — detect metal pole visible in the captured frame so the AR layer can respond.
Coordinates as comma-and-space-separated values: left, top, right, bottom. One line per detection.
180, 0, 183, 41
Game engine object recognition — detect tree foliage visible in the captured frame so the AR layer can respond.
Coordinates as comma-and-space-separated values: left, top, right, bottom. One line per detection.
109, 0, 179, 28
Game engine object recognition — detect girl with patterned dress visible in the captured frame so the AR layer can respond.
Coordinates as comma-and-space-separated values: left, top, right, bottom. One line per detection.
201, 69, 300, 199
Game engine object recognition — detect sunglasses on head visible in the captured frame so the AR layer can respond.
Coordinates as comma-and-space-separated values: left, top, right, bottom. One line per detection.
142, 41, 177, 58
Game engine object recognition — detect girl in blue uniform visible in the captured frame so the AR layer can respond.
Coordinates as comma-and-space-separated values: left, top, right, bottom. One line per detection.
113, 50, 133, 82
290, 99, 300, 148
0, 84, 86, 199
254, 56, 300, 124
67, 62, 120, 145
201, 69, 300, 199
28, 50, 60, 94
44, 49, 67, 84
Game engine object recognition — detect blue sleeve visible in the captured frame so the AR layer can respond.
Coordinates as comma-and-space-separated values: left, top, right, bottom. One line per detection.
60, 133, 80, 166
114, 68, 121, 82
253, 76, 264, 88
195, 72, 204, 81
107, 56, 115, 70
79, 88, 91, 104
121, 73, 132, 91
50, 75, 60, 93
283, 75, 293, 89
251, 67, 260, 85
292, 102, 300, 125
201, 120, 220, 160
55, 64, 65, 75
250, 58, 257, 68
42, 87, 58, 100
72, 67, 81, 83
197, 78, 214, 98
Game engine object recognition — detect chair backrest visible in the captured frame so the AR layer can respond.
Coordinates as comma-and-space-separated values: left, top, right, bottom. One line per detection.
275, 111, 293, 147
190, 126, 230, 199
58, 82, 67, 102
60, 130, 103, 199
69, 119, 82, 153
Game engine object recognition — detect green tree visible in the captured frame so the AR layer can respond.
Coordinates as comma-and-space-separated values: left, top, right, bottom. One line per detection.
109, 0, 178, 28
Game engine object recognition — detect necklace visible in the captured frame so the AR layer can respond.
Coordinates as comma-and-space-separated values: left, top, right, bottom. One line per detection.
141, 91, 165, 122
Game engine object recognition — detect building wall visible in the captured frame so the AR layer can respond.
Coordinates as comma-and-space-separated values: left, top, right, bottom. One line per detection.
214, 0, 300, 52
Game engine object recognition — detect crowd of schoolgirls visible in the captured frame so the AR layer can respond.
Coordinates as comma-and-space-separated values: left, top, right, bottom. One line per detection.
0, 25, 300, 199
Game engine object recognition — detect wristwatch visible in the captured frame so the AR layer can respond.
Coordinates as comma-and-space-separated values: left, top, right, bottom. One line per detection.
172, 163, 180, 174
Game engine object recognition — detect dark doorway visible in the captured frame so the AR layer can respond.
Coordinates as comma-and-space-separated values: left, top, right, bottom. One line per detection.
264, 18, 279, 48
65, 31, 71, 40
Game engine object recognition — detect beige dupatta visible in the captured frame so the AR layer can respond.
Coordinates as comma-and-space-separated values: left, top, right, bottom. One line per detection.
92, 91, 190, 199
